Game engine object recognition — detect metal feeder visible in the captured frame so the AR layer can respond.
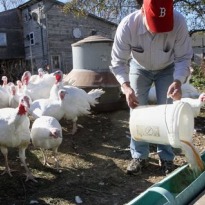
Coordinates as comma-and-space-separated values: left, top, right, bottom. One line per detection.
66, 35, 127, 112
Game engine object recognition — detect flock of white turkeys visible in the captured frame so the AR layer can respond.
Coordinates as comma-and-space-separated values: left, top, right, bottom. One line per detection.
0, 67, 204, 182
0, 69, 105, 182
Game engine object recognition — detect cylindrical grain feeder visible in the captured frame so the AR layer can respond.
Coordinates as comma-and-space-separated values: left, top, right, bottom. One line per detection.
66, 35, 126, 112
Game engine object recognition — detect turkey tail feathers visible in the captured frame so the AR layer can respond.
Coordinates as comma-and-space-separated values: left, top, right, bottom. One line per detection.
88, 89, 105, 106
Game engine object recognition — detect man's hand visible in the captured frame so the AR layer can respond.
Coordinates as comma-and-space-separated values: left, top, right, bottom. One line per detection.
122, 82, 139, 109
167, 80, 182, 100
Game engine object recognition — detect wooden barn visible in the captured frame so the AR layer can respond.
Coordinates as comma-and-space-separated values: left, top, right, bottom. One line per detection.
18, 0, 117, 74
0, 8, 25, 82
0, 0, 117, 81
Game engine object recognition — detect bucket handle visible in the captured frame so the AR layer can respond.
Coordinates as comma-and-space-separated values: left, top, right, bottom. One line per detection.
146, 186, 176, 205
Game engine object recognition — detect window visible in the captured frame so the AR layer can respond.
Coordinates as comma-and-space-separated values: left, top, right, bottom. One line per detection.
51, 55, 61, 70
32, 12, 38, 22
29, 32, 35, 45
24, 8, 32, 22
0, 33, 7, 46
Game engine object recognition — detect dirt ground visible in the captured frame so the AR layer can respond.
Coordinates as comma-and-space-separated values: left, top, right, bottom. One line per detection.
0, 105, 205, 205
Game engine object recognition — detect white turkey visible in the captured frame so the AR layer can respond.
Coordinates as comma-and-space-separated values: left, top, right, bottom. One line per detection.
181, 67, 200, 98
31, 116, 63, 170
8, 84, 21, 108
181, 83, 200, 98
0, 95, 36, 182
1, 76, 15, 97
21, 70, 55, 101
148, 83, 200, 104
16, 80, 24, 95
29, 68, 44, 83
49, 70, 75, 100
1, 76, 9, 92
180, 92, 205, 117
0, 86, 10, 108
148, 67, 200, 104
49, 70, 64, 100
60, 86, 105, 134
29, 89, 66, 120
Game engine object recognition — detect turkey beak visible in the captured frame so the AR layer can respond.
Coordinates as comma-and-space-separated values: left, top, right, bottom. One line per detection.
50, 129, 62, 139
59, 90, 67, 100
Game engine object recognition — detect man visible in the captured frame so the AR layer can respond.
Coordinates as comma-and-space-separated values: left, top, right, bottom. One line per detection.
110, 0, 193, 175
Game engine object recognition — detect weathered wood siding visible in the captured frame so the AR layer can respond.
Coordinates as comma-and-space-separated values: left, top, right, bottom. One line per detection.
22, 2, 48, 73
21, 0, 117, 74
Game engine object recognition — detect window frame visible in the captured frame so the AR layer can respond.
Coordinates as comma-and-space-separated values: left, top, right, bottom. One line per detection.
51, 55, 61, 70
0, 32, 7, 46
29, 32, 35, 45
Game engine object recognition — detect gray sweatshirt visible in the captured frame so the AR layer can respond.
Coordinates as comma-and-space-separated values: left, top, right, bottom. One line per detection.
110, 9, 193, 85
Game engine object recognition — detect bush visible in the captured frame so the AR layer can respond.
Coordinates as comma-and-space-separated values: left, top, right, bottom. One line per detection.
190, 60, 205, 91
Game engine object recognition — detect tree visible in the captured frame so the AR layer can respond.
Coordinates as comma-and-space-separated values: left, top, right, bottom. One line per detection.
0, 0, 25, 11
174, 0, 205, 30
63, 0, 205, 31
63, 0, 138, 22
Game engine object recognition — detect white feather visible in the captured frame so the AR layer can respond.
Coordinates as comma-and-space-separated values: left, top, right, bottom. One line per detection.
0, 95, 36, 182
29, 91, 65, 121
61, 87, 105, 134
31, 116, 63, 169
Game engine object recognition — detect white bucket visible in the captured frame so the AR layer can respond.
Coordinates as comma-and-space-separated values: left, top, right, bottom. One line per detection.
129, 101, 194, 148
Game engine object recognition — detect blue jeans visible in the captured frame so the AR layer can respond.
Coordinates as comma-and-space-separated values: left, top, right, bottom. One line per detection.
129, 59, 175, 161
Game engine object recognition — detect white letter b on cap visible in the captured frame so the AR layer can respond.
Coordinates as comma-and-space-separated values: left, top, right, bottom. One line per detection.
159, 7, 166, 17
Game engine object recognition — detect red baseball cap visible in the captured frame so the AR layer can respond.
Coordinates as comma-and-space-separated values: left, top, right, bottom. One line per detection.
144, 0, 174, 33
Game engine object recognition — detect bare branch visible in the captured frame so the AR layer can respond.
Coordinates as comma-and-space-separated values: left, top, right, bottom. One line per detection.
63, 0, 205, 30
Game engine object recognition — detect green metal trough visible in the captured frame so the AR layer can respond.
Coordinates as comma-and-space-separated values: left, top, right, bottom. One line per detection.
126, 152, 205, 205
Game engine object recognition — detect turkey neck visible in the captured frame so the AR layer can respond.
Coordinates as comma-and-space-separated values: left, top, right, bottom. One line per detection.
17, 104, 27, 115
